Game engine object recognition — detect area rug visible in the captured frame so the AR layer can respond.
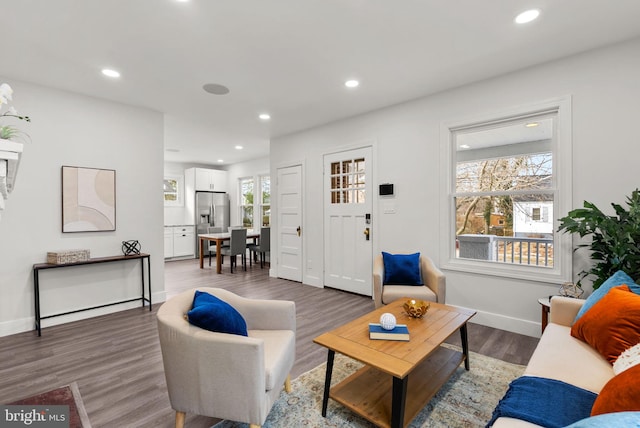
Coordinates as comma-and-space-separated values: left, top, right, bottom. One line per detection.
8, 381, 92, 428
214, 345, 525, 428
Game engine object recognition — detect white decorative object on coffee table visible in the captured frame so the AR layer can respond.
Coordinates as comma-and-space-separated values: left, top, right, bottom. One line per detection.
379, 313, 396, 330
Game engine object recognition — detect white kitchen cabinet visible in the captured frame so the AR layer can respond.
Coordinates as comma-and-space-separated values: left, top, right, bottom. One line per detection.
165, 225, 195, 258
186, 168, 227, 193
173, 226, 195, 257
164, 227, 174, 258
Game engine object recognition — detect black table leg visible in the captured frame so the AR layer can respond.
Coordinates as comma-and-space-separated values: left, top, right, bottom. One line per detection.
146, 255, 152, 310
321, 349, 335, 417
34, 269, 41, 336
460, 323, 470, 370
391, 376, 408, 428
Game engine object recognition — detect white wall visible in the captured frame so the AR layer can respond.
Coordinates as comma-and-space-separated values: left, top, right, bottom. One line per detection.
270, 37, 640, 337
0, 78, 165, 336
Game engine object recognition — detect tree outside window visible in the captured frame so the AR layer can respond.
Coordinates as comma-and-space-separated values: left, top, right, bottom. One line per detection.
240, 178, 254, 228
453, 115, 556, 267
239, 175, 270, 228
261, 176, 270, 226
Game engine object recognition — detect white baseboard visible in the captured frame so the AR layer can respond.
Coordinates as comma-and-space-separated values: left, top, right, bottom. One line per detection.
0, 290, 167, 337
450, 304, 542, 338
303, 275, 323, 288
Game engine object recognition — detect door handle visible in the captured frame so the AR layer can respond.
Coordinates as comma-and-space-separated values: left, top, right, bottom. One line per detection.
364, 227, 370, 240
296, 226, 301, 237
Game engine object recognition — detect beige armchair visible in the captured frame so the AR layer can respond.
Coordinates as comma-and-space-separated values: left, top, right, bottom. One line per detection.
156, 287, 296, 428
373, 254, 446, 308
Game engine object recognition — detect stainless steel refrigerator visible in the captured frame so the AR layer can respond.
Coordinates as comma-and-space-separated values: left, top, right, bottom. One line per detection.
195, 191, 230, 257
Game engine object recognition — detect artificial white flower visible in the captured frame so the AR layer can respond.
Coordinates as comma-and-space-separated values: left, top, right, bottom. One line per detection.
0, 83, 13, 105
0, 83, 30, 142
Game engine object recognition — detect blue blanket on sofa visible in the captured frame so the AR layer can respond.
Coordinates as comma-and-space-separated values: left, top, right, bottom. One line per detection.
486, 376, 597, 428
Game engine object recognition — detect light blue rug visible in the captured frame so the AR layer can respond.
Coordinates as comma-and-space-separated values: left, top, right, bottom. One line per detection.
214, 345, 525, 427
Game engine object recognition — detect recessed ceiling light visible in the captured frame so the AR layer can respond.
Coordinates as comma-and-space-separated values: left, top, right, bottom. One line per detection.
515, 9, 540, 24
101, 68, 121, 78
259, 113, 271, 120
345, 80, 359, 88
203, 83, 230, 95
217, 159, 224, 163
525, 122, 540, 128
235, 145, 243, 150
460, 144, 471, 149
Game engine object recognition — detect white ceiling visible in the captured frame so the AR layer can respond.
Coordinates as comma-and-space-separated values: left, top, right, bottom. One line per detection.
2, 1, 640, 165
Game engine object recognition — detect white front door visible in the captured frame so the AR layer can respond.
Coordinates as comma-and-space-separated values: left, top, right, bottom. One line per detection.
277, 165, 303, 282
323, 147, 373, 296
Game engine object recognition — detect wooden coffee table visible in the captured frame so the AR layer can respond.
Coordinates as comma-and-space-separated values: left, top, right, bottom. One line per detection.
313, 298, 476, 428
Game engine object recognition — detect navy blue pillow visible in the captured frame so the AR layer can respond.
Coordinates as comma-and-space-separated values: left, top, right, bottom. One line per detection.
382, 252, 423, 286
187, 290, 248, 336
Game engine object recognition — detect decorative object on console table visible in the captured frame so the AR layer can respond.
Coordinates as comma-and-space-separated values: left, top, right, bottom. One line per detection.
47, 249, 90, 264
62, 166, 116, 233
122, 240, 141, 256
369, 323, 410, 341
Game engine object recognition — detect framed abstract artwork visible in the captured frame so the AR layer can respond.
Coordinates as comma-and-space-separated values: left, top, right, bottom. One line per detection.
62, 166, 116, 232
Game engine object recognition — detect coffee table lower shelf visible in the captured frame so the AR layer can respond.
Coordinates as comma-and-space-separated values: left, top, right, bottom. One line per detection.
330, 346, 464, 428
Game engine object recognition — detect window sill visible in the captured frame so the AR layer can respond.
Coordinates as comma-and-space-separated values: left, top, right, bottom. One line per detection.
441, 258, 569, 285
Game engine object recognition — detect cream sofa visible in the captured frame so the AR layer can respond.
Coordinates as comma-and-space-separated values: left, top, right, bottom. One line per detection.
492, 296, 614, 427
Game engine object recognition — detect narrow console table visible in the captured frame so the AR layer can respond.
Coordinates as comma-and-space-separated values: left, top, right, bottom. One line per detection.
33, 253, 151, 336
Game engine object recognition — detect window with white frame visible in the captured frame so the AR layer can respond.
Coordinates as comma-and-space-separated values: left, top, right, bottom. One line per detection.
441, 98, 572, 283
260, 175, 271, 227
163, 175, 183, 206
238, 175, 271, 228
239, 177, 254, 228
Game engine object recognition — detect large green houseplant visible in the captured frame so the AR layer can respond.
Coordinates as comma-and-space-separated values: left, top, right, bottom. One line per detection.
557, 189, 640, 290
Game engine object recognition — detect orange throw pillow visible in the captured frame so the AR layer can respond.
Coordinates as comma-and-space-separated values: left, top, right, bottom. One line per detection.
591, 364, 640, 415
571, 285, 640, 364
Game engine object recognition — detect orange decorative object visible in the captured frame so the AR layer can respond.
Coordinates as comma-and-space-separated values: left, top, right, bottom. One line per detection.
403, 299, 430, 318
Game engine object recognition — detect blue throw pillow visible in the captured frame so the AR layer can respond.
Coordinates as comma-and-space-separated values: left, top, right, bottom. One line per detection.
563, 412, 640, 427
382, 252, 423, 286
187, 290, 248, 336
574, 271, 640, 323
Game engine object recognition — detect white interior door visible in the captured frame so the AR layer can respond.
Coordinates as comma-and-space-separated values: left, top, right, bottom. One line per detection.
324, 147, 373, 296
277, 165, 302, 282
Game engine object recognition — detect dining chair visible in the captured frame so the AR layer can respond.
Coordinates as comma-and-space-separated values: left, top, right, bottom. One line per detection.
220, 228, 247, 273
207, 227, 224, 267
248, 227, 270, 269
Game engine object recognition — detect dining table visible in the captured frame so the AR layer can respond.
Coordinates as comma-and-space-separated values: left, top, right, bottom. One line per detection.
198, 229, 261, 273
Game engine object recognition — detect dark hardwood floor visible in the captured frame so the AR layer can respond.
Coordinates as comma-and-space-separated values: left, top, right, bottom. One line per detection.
0, 259, 538, 427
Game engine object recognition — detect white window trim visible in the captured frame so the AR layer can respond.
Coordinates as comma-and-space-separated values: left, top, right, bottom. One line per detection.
164, 174, 184, 207
238, 176, 255, 227
238, 174, 271, 228
258, 174, 271, 227
439, 96, 573, 284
